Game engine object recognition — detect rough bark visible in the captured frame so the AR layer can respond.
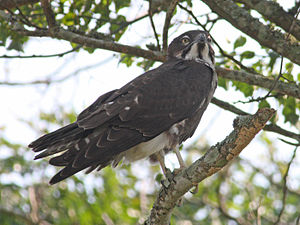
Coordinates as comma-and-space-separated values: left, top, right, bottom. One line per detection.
237, 0, 300, 40
201, 0, 300, 65
143, 108, 276, 224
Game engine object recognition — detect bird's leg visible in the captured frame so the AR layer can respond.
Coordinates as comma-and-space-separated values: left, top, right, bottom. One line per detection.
174, 146, 186, 169
173, 146, 186, 176
156, 151, 173, 181
157, 152, 167, 175
174, 146, 199, 194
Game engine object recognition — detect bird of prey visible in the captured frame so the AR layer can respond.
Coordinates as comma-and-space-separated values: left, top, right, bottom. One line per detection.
29, 30, 217, 184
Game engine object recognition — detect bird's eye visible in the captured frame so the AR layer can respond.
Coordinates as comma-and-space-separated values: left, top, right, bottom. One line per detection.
207, 36, 212, 42
181, 37, 190, 45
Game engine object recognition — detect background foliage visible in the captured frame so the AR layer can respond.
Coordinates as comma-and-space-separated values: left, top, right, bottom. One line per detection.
0, 0, 299, 224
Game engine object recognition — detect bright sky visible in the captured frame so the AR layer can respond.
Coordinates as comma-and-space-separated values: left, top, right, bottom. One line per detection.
0, 0, 299, 189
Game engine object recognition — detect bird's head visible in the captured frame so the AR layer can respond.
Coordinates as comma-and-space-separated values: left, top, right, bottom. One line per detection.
167, 30, 215, 65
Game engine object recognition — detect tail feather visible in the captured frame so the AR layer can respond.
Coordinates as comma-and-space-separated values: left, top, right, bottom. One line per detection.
29, 122, 93, 161
49, 164, 88, 184
29, 123, 82, 152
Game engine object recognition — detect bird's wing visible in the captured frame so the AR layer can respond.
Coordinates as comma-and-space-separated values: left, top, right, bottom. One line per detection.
42, 59, 214, 184
76, 59, 214, 156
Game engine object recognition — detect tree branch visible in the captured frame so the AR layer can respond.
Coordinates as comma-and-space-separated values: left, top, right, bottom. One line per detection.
162, 0, 180, 53
0, 45, 80, 58
236, 0, 300, 41
201, 0, 300, 65
0, 0, 38, 10
1, 10, 299, 99
144, 108, 275, 224
11, 26, 165, 61
273, 146, 298, 225
215, 67, 300, 99
211, 97, 300, 142
148, 0, 161, 51
40, 0, 57, 33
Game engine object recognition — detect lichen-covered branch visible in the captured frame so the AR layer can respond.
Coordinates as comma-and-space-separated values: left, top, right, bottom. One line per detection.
201, 0, 300, 65
236, 0, 300, 40
144, 108, 276, 224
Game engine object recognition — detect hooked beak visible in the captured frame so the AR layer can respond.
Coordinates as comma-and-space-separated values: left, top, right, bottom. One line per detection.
194, 33, 207, 44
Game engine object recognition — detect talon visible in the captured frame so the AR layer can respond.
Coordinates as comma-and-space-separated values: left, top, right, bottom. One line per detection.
173, 167, 185, 176
165, 168, 173, 182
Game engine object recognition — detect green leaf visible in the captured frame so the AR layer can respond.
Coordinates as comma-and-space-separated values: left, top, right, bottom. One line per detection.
285, 62, 293, 73
233, 36, 246, 49
7, 40, 24, 52
268, 51, 279, 72
119, 54, 134, 67
136, 59, 155, 71
258, 100, 270, 108
232, 81, 254, 97
240, 51, 255, 59
218, 77, 228, 90
62, 12, 75, 26
282, 96, 299, 124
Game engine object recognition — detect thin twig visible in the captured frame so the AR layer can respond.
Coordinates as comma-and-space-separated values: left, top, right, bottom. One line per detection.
278, 138, 300, 146
110, 13, 150, 35
201, 0, 300, 65
4, 6, 42, 29
211, 97, 300, 142
241, 158, 300, 197
216, 175, 251, 225
162, 0, 180, 53
0, 57, 113, 86
148, 0, 161, 51
234, 94, 279, 104
0, 45, 81, 58
273, 146, 298, 225
16, 6, 42, 29
230, 5, 300, 104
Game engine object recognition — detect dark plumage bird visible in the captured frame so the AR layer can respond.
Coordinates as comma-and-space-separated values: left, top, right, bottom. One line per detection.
29, 30, 217, 184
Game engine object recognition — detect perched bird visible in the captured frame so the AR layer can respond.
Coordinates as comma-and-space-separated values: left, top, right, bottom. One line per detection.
29, 30, 217, 184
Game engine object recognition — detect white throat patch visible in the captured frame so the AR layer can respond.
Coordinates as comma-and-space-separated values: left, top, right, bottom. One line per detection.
185, 43, 198, 60
201, 44, 212, 65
